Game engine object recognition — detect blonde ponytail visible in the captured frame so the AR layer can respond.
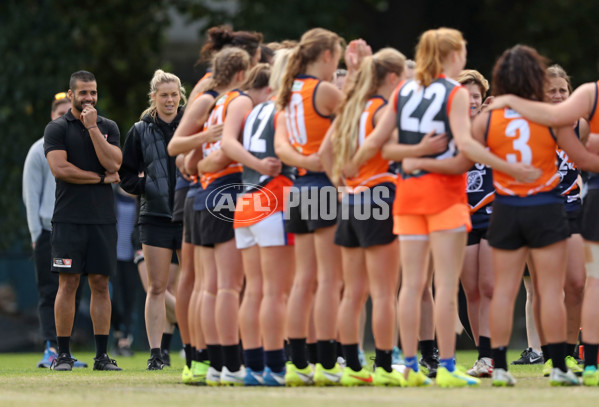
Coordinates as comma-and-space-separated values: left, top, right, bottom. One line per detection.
332, 48, 405, 184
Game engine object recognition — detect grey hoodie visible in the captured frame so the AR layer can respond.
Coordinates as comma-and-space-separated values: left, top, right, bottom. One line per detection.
23, 138, 55, 243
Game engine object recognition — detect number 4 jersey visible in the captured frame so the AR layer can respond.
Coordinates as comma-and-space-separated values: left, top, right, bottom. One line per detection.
392, 75, 467, 215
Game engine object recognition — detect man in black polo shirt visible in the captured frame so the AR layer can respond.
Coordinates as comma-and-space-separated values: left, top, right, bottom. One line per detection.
44, 70, 122, 371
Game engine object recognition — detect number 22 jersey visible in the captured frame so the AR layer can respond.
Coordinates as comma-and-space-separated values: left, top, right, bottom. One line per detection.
392, 75, 467, 215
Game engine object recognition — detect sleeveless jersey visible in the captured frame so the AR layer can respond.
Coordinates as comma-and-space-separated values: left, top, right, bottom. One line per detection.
586, 81, 599, 189
285, 75, 332, 176
556, 122, 581, 210
345, 96, 396, 192
241, 100, 294, 190
486, 108, 560, 200
200, 89, 246, 189
467, 163, 494, 229
392, 76, 467, 215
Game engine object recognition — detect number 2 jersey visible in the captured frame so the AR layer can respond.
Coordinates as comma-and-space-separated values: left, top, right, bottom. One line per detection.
486, 108, 560, 203
392, 75, 467, 215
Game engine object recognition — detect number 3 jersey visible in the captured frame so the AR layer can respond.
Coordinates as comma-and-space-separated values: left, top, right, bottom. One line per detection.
392, 75, 467, 215
486, 108, 560, 199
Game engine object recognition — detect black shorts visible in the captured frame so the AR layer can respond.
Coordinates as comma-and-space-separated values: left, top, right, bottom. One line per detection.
467, 228, 488, 246
567, 208, 581, 236
51, 223, 117, 276
487, 201, 569, 250
183, 196, 195, 244
139, 221, 183, 250
285, 186, 337, 234
334, 188, 395, 248
582, 189, 599, 242
192, 209, 234, 247
172, 187, 189, 223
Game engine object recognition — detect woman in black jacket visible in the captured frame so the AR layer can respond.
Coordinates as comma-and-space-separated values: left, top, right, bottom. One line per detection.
120, 69, 187, 370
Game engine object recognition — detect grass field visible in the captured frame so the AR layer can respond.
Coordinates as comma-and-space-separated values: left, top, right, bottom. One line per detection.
0, 350, 595, 407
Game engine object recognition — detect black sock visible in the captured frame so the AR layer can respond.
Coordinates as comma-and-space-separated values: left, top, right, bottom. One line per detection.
342, 344, 361, 372
419, 340, 435, 360
184, 344, 193, 368
57, 336, 71, 356
191, 346, 198, 361
567, 343, 577, 358
583, 342, 599, 368
284, 340, 291, 361
265, 349, 287, 373
375, 348, 393, 373
478, 336, 492, 359
492, 347, 508, 370
207, 344, 222, 371
336, 341, 344, 358
317, 340, 337, 369
541, 345, 550, 362
307, 342, 318, 365
289, 338, 308, 369
150, 347, 162, 359
548, 342, 567, 372
161, 333, 172, 351
95, 335, 108, 357
243, 347, 265, 372
222, 344, 242, 372
196, 348, 208, 362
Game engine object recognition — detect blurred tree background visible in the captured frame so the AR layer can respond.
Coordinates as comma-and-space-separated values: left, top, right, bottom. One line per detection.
1, 0, 599, 253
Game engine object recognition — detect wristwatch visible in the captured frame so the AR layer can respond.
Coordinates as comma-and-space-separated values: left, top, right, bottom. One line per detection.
98, 174, 105, 184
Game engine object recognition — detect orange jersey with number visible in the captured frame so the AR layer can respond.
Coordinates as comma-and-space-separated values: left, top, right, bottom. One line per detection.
345, 96, 395, 191
486, 108, 559, 197
285, 75, 332, 175
200, 89, 246, 188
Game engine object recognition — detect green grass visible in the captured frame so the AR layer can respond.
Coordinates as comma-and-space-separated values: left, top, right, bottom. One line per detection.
0, 350, 595, 407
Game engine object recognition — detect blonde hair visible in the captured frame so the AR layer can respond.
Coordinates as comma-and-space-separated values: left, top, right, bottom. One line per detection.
241, 63, 271, 91
276, 28, 344, 110
457, 69, 489, 98
140, 69, 187, 120
547, 64, 572, 93
331, 48, 406, 184
205, 47, 251, 91
415, 27, 465, 87
269, 48, 293, 92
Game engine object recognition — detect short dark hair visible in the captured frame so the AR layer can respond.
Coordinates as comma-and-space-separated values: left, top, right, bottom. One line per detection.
69, 70, 96, 91
492, 45, 547, 101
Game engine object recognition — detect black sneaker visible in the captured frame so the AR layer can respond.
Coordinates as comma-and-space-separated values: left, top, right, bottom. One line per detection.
93, 353, 122, 371
511, 348, 543, 365
50, 353, 75, 371
161, 349, 171, 367
420, 348, 439, 378
147, 354, 165, 370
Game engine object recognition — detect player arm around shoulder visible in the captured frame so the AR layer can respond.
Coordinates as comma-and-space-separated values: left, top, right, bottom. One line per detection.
451, 87, 540, 183
488, 82, 596, 128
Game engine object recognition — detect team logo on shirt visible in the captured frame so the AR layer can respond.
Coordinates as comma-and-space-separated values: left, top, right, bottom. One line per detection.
53, 258, 72, 268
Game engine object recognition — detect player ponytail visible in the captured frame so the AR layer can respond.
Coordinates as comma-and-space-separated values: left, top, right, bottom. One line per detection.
276, 28, 344, 110
415, 28, 465, 88
332, 48, 405, 184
